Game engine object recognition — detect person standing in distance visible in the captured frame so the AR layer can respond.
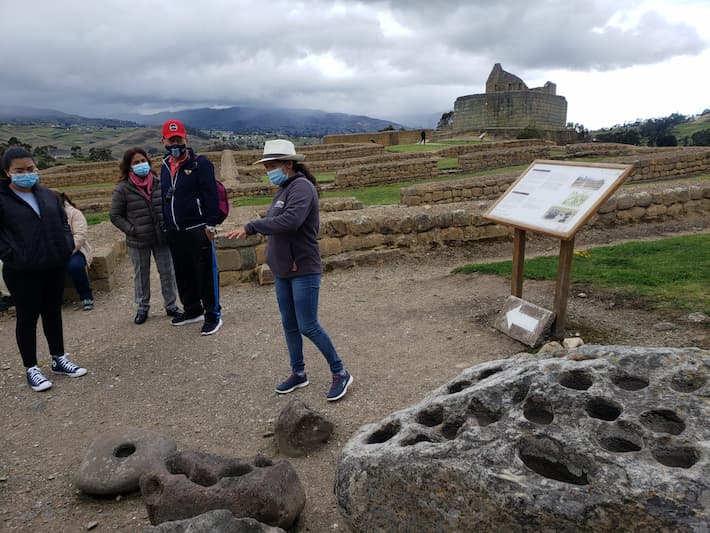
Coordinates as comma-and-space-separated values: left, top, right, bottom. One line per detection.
225, 140, 353, 401
160, 120, 222, 335
0, 147, 87, 391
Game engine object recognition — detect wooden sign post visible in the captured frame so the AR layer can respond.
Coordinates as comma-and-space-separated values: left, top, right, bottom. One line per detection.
485, 160, 633, 340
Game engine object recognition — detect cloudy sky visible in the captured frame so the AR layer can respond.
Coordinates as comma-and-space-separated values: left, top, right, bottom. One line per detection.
1, 0, 708, 129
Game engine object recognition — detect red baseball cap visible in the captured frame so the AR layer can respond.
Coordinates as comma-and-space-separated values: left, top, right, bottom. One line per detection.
162, 119, 187, 139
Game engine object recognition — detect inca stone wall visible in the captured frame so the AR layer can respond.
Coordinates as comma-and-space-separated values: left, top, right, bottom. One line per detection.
458, 147, 551, 173
333, 158, 438, 188
229, 144, 384, 166
437, 139, 552, 158
613, 149, 710, 183
453, 92, 568, 130
323, 130, 433, 146
215, 181, 709, 282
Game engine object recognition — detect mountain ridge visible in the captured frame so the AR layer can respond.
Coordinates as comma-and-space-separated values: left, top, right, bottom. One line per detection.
0, 105, 406, 136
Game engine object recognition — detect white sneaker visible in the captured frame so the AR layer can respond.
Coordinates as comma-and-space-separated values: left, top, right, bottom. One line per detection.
26, 366, 53, 392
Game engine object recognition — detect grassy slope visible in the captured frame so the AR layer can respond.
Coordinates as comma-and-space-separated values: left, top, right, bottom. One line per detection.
673, 113, 710, 139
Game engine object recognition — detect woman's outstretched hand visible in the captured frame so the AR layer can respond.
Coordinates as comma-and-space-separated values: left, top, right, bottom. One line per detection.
225, 226, 248, 239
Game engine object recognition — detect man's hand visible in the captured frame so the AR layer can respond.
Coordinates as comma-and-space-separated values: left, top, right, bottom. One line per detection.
225, 226, 248, 239
205, 226, 217, 241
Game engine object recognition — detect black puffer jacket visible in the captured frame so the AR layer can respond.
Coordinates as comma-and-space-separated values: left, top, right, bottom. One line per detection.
109, 175, 167, 249
0, 178, 74, 270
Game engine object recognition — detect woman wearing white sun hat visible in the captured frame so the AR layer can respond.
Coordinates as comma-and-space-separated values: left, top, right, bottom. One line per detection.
226, 139, 354, 402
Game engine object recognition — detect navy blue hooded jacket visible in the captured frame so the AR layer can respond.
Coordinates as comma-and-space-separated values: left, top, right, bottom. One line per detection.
160, 149, 219, 231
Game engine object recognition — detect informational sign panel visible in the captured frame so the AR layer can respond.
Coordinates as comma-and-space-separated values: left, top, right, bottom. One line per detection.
484, 160, 633, 239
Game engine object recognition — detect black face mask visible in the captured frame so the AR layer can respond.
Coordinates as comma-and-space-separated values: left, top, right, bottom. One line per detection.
167, 144, 187, 158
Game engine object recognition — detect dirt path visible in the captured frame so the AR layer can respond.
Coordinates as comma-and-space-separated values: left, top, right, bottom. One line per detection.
0, 219, 708, 532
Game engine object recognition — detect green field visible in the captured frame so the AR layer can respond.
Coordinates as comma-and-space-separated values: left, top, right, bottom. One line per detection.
454, 234, 710, 314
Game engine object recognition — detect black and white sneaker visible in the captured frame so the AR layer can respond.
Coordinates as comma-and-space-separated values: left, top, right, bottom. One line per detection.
26, 366, 53, 392
200, 317, 223, 336
171, 311, 204, 326
51, 354, 87, 377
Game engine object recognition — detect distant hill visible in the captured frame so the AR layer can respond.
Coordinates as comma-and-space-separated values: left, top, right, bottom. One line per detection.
119, 106, 404, 136
0, 105, 140, 129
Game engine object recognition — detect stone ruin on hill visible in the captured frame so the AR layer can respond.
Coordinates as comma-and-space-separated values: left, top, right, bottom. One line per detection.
335, 345, 709, 532
451, 63, 574, 142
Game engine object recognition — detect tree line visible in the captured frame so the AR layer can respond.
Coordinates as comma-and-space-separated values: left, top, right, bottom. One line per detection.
594, 110, 710, 147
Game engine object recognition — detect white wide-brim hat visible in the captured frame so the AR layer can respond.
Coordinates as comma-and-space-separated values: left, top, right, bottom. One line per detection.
254, 139, 306, 164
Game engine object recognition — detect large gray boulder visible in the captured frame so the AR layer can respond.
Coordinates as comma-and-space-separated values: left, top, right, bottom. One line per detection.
140, 451, 305, 529
75, 427, 177, 496
335, 345, 709, 532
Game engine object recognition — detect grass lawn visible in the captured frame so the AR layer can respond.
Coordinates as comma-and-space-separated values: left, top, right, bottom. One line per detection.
453, 234, 710, 314
85, 213, 110, 225
386, 144, 445, 153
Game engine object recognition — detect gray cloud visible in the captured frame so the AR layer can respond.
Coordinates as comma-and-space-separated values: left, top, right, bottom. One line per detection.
0, 0, 706, 125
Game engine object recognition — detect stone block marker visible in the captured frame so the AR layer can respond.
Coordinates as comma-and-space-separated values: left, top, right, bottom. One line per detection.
494, 295, 555, 347
140, 450, 305, 529
74, 427, 177, 496
274, 399, 334, 457
335, 345, 710, 532
141, 509, 286, 533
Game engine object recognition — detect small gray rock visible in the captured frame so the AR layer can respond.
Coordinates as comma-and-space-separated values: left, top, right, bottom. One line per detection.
275, 399, 334, 457
653, 321, 678, 332
686, 312, 707, 323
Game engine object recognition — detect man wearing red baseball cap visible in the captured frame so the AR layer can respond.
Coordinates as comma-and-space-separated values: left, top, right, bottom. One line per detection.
159, 119, 222, 335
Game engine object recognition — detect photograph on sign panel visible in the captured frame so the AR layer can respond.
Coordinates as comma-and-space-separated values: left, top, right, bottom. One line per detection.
571, 176, 605, 190
561, 191, 591, 208
543, 205, 578, 224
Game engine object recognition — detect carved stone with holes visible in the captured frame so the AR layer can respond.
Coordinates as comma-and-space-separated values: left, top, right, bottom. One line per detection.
74, 427, 177, 496
335, 345, 709, 532
139, 450, 305, 529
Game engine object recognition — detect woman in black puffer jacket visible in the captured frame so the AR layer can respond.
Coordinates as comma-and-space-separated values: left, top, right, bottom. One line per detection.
0, 147, 87, 392
110, 147, 180, 324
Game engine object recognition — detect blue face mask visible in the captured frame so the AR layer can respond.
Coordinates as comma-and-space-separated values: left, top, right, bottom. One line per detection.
11, 172, 39, 188
267, 168, 288, 186
132, 162, 151, 177
167, 144, 187, 158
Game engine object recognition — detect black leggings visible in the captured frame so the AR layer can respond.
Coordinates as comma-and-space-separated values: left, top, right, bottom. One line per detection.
2, 266, 65, 368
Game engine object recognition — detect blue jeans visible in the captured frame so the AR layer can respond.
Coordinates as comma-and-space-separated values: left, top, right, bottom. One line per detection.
66, 252, 93, 301
274, 274, 343, 375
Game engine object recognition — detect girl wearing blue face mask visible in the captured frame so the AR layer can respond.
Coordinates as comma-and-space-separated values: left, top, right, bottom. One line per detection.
0, 147, 88, 392
110, 147, 180, 325
226, 139, 354, 402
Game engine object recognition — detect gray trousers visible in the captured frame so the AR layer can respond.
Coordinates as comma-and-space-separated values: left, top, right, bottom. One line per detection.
127, 244, 178, 312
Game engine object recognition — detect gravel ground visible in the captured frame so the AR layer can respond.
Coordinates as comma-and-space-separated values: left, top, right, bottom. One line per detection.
0, 216, 708, 532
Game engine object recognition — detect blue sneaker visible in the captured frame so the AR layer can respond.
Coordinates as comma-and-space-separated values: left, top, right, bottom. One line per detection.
275, 373, 309, 394
26, 366, 53, 392
327, 370, 353, 401
51, 354, 87, 377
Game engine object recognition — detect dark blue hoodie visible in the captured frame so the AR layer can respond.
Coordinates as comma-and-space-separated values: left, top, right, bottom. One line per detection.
160, 149, 219, 231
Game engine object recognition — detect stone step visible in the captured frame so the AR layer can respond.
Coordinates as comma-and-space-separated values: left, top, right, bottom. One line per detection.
323, 248, 402, 271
